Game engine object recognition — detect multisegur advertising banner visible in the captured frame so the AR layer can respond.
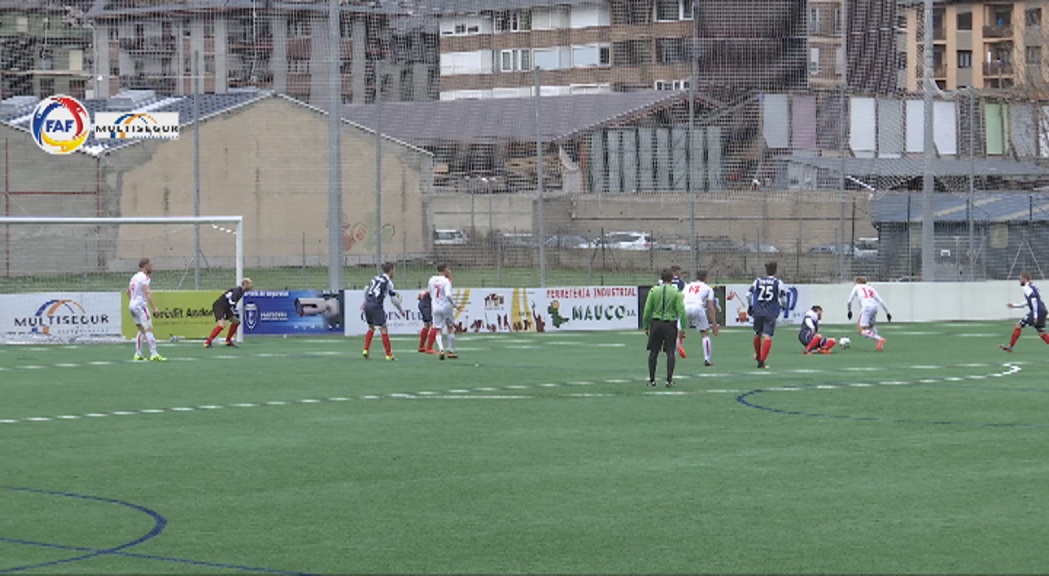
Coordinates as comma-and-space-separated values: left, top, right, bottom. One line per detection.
0, 293, 121, 339
343, 286, 638, 336
121, 291, 216, 340
242, 290, 345, 336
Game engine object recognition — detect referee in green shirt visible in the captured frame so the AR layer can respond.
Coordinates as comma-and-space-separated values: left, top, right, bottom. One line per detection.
643, 268, 688, 387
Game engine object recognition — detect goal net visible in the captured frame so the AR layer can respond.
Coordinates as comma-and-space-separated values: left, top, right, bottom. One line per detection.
0, 216, 243, 344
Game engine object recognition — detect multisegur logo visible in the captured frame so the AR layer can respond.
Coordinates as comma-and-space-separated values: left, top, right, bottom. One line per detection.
31, 95, 91, 154
94, 112, 180, 140
14, 299, 111, 335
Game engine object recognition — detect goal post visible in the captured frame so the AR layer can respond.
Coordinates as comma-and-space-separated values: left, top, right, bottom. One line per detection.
0, 216, 244, 344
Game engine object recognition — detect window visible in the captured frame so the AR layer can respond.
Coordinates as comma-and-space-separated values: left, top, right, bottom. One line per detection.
341, 18, 353, 38
835, 46, 843, 75
69, 79, 85, 99
808, 7, 820, 34
289, 18, 310, 37
40, 78, 54, 96
654, 79, 689, 90
1026, 8, 1042, 27
656, 37, 689, 64
612, 40, 651, 66
204, 55, 215, 73
654, 0, 690, 22
809, 47, 820, 75
957, 49, 972, 68
834, 7, 842, 34
572, 44, 609, 67
499, 49, 531, 71
897, 51, 907, 70
533, 48, 559, 70
16, 16, 28, 33
1027, 45, 1041, 64
289, 58, 309, 73
957, 12, 972, 31
109, 26, 118, 41
203, 19, 214, 37
494, 10, 531, 32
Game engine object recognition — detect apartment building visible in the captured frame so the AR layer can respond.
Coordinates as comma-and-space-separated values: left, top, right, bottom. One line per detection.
0, 0, 94, 99
901, 0, 1049, 92
434, 0, 812, 101
85, 0, 439, 104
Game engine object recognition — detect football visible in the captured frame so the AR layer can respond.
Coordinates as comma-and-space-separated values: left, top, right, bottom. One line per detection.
839, 337, 851, 349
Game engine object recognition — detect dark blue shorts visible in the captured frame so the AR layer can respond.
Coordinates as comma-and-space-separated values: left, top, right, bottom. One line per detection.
753, 314, 778, 337
364, 304, 387, 327
799, 328, 815, 346
418, 302, 432, 324
1021, 311, 1047, 333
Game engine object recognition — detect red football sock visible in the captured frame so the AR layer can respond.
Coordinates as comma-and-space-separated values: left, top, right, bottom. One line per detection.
805, 336, 821, 352
760, 338, 773, 362
1010, 327, 1022, 347
225, 323, 239, 343
206, 325, 223, 344
753, 335, 761, 357
419, 327, 429, 349
1041, 333, 1049, 345
364, 330, 374, 351
381, 333, 392, 356
427, 327, 438, 349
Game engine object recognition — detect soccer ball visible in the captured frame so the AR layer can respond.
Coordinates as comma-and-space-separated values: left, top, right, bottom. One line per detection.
839, 337, 851, 349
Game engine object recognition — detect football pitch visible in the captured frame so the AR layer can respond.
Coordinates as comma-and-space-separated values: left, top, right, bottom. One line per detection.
3, 321, 1048, 574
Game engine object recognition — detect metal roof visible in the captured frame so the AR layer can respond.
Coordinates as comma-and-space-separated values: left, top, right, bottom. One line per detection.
785, 156, 1049, 180
343, 90, 702, 146
872, 193, 1049, 224
87, 0, 408, 18
405, 0, 598, 14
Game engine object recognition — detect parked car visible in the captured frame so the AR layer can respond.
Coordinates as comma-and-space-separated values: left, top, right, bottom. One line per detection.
741, 242, 780, 253
597, 231, 653, 250
433, 229, 469, 245
809, 243, 855, 255
544, 235, 594, 249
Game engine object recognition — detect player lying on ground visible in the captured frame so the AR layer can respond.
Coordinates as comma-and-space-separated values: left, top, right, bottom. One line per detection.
799, 305, 836, 354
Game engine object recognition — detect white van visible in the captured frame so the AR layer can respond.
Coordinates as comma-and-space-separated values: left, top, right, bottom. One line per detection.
434, 229, 469, 245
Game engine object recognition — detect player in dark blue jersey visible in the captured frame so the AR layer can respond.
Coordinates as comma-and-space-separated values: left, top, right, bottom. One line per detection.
799, 305, 836, 354
1000, 271, 1049, 352
362, 262, 404, 360
204, 278, 253, 348
748, 261, 787, 369
417, 289, 435, 353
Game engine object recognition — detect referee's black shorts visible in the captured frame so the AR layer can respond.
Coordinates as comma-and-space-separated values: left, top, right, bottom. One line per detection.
647, 319, 678, 353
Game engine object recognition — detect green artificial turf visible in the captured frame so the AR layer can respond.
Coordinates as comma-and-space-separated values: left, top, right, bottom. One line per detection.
2, 321, 1048, 574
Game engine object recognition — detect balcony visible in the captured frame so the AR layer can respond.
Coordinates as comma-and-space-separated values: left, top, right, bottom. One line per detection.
983, 24, 1013, 38
119, 36, 177, 53
229, 35, 274, 54
983, 60, 1014, 75
228, 69, 274, 88
934, 63, 947, 78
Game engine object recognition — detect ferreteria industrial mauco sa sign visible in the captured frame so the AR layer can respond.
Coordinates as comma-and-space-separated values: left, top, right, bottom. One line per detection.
93, 112, 180, 140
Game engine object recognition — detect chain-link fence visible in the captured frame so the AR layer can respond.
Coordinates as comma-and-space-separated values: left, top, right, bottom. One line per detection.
3, 0, 1049, 291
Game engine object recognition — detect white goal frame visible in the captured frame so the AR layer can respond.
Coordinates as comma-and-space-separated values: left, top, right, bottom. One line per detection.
0, 215, 244, 344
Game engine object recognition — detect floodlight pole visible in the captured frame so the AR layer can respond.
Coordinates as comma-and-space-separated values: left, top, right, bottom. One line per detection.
921, 0, 936, 281
193, 49, 201, 290
535, 66, 546, 287
688, 0, 698, 275
328, 0, 344, 290
375, 60, 384, 271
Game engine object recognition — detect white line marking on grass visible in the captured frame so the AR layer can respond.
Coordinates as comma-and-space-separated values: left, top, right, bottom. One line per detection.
880, 381, 908, 386
447, 389, 470, 393
960, 363, 989, 367
329, 397, 350, 402
88, 361, 112, 366
706, 389, 740, 394
505, 345, 541, 349
388, 393, 416, 399
605, 379, 631, 383
427, 395, 531, 400
55, 363, 79, 368
967, 375, 986, 380
140, 409, 165, 414
215, 355, 238, 360
790, 369, 823, 374
197, 405, 223, 410
919, 379, 938, 384
299, 399, 321, 403
815, 385, 838, 390
0, 419, 18, 424
230, 403, 258, 407
567, 393, 613, 398
767, 387, 800, 392
591, 343, 627, 347
21, 366, 43, 370
475, 387, 497, 391
170, 407, 195, 412
416, 391, 439, 395
844, 367, 879, 372
539, 383, 559, 388
266, 401, 287, 406
848, 383, 873, 387
84, 413, 107, 417
56, 415, 80, 420
944, 377, 964, 382
26, 417, 52, 422
567, 381, 594, 386
360, 395, 379, 400
957, 333, 996, 337
308, 351, 342, 356
110, 411, 137, 416
505, 385, 530, 390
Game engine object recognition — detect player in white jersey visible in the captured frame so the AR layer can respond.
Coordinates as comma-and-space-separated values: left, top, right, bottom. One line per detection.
846, 276, 892, 351
426, 264, 458, 360
127, 258, 165, 362
682, 270, 720, 366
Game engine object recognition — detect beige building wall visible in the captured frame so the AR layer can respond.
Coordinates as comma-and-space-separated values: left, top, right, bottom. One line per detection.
112, 96, 432, 269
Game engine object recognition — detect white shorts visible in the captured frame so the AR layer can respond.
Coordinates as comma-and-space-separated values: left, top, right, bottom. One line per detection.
432, 304, 454, 328
858, 306, 878, 328
129, 303, 153, 329
686, 307, 712, 331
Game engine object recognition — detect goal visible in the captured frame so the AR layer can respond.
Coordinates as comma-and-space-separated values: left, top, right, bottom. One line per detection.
0, 216, 243, 344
